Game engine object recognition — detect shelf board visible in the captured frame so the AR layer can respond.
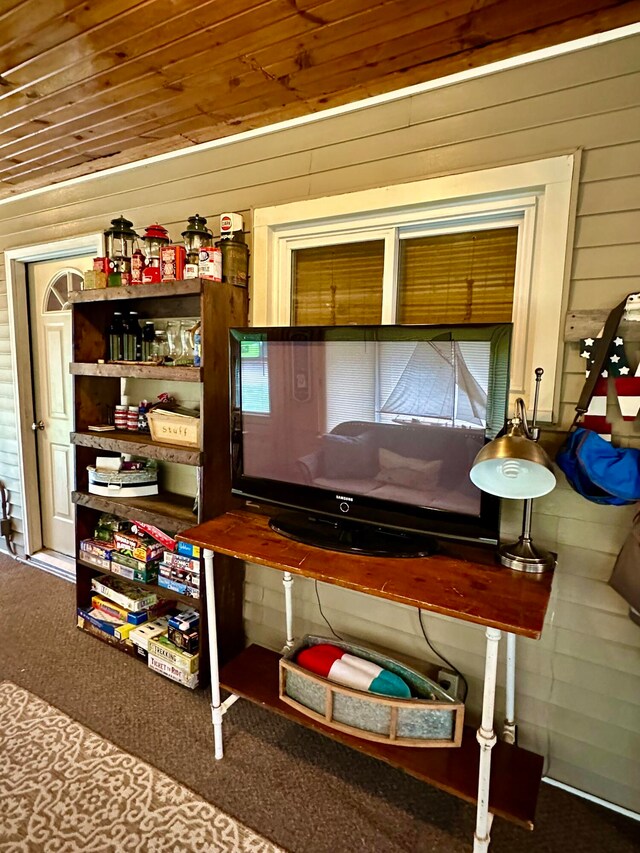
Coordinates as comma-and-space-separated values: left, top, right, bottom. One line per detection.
73, 490, 197, 534
220, 645, 543, 830
77, 619, 140, 658
70, 362, 202, 381
71, 430, 202, 465
68, 280, 202, 304
77, 557, 202, 609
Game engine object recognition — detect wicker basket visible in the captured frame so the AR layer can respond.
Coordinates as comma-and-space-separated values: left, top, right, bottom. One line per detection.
280, 635, 464, 747
147, 410, 200, 448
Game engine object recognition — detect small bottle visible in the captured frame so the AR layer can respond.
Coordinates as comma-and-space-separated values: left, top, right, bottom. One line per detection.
128, 311, 142, 361
108, 312, 123, 361
141, 321, 155, 361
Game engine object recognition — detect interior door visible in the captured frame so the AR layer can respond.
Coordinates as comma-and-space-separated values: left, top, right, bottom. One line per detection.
28, 257, 87, 557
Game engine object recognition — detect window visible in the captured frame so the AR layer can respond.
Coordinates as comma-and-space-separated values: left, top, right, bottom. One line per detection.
240, 339, 270, 414
252, 156, 576, 421
44, 269, 83, 312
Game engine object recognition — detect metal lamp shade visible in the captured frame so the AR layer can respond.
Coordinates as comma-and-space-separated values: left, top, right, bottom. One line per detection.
470, 423, 556, 499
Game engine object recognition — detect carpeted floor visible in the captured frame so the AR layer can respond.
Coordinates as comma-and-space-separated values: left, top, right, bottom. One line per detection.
0, 680, 282, 852
1, 554, 638, 852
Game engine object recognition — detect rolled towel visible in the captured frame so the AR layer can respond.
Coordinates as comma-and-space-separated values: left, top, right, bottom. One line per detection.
297, 643, 411, 698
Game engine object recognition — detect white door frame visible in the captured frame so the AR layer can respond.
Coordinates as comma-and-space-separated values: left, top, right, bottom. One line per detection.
5, 233, 103, 568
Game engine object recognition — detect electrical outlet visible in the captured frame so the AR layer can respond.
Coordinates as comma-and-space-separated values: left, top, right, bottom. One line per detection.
437, 669, 460, 698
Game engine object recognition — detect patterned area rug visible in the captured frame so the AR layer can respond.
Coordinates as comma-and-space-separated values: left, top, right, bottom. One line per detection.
0, 681, 284, 852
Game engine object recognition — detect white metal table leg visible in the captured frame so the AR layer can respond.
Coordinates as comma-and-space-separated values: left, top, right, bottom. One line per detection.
503, 632, 517, 744
473, 626, 501, 852
204, 548, 225, 760
282, 571, 295, 651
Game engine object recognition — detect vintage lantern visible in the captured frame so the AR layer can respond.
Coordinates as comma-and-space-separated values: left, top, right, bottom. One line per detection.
181, 214, 213, 265
216, 213, 249, 287
104, 215, 138, 271
141, 223, 170, 267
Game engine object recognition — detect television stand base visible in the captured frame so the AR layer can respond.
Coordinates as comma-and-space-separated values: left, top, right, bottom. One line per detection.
269, 511, 438, 558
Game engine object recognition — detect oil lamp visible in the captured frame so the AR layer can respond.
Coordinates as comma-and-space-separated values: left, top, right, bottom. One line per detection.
181, 214, 213, 265
104, 215, 138, 272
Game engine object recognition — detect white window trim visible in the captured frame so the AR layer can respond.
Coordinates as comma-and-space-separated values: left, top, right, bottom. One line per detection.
252, 155, 578, 422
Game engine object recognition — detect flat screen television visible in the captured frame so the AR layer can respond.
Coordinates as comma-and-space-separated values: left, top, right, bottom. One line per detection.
230, 324, 511, 557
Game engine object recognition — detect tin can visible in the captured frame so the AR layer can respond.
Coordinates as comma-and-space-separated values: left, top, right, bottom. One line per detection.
142, 266, 161, 284
131, 250, 145, 284
199, 247, 222, 282
184, 263, 199, 279
93, 256, 111, 273
160, 245, 186, 282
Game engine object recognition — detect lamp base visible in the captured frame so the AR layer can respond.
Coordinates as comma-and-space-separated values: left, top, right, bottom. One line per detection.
498, 537, 556, 574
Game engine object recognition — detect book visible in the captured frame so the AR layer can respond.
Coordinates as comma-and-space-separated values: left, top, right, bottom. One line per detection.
88, 424, 116, 431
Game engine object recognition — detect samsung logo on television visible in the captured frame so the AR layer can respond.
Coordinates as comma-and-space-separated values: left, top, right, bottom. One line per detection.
335, 495, 353, 502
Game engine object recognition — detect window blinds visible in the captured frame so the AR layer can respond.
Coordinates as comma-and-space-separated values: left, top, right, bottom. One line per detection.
397, 228, 518, 324
292, 241, 384, 325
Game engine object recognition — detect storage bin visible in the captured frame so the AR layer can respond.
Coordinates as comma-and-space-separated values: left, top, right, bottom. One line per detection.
280, 635, 464, 747
147, 410, 200, 448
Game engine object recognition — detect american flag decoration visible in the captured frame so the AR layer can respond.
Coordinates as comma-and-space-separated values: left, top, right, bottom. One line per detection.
615, 371, 640, 420
582, 376, 611, 439
580, 332, 640, 429
580, 335, 631, 379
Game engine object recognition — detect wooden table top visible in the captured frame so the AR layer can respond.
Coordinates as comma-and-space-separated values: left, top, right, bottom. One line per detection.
179, 510, 554, 639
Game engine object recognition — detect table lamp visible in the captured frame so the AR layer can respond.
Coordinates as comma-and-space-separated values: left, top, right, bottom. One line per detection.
470, 368, 556, 573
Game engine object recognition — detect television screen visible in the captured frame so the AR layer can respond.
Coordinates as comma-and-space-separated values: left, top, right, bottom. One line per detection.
230, 324, 511, 554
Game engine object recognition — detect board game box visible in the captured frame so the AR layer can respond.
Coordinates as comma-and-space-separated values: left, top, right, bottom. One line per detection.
176, 541, 200, 559
148, 634, 199, 674
91, 574, 158, 612
148, 653, 199, 689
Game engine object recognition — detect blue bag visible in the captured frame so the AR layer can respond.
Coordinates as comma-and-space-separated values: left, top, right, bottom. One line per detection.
557, 428, 640, 505
557, 293, 640, 505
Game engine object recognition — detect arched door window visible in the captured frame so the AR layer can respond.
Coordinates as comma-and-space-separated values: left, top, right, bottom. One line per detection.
44, 269, 83, 312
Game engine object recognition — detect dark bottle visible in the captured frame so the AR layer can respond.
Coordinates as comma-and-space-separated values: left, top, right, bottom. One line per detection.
127, 311, 143, 361
108, 311, 124, 361
141, 321, 155, 362
120, 313, 132, 361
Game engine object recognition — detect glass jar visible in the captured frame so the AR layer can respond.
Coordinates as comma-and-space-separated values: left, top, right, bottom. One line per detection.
165, 320, 180, 362
175, 320, 195, 366
151, 326, 168, 363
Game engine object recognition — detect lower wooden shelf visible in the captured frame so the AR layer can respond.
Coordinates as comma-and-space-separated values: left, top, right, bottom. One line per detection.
219, 644, 543, 830
76, 619, 139, 659
77, 557, 202, 609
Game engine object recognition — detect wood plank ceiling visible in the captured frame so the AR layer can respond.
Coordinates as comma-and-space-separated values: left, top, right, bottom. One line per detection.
1, 0, 639, 200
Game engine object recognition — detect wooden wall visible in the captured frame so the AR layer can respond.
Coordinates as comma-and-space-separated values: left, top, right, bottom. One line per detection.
0, 33, 639, 810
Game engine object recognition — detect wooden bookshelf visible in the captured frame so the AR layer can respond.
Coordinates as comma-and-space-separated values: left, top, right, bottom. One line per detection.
71, 279, 248, 678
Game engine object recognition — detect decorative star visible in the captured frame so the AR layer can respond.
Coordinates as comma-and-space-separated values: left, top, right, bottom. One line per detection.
584, 337, 595, 347
610, 354, 621, 363
601, 370, 609, 378
614, 337, 624, 347
581, 350, 590, 359
619, 366, 630, 375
